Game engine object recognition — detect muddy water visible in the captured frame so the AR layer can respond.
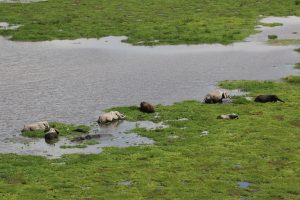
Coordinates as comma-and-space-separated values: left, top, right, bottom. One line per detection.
0, 16, 300, 156
3, 121, 157, 158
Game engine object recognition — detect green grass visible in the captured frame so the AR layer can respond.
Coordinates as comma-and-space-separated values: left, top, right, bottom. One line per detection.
268, 34, 278, 40
268, 39, 300, 45
284, 75, 300, 84
295, 48, 300, 53
1, 76, 299, 199
0, 0, 300, 45
259, 22, 283, 27
60, 144, 87, 149
294, 63, 300, 69
21, 122, 91, 138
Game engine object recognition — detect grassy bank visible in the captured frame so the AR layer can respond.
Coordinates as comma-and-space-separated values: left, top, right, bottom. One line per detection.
1, 76, 299, 199
0, 0, 300, 45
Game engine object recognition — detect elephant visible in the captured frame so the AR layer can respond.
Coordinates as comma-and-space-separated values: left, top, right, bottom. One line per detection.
22, 121, 50, 132
140, 101, 155, 113
44, 128, 59, 140
254, 95, 284, 103
98, 111, 125, 124
217, 113, 239, 119
204, 91, 230, 104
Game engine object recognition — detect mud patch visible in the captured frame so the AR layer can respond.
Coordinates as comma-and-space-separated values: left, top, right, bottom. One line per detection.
289, 120, 300, 127
273, 115, 285, 121
249, 111, 264, 116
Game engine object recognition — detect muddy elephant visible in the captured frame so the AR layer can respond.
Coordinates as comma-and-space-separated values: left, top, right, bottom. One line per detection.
140, 101, 155, 113
45, 128, 59, 140
98, 111, 125, 123
204, 91, 230, 104
22, 121, 50, 132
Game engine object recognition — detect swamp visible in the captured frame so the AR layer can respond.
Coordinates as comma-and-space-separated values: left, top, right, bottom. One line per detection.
0, 0, 300, 199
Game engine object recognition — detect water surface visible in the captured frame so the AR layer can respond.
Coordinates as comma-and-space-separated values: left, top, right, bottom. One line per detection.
0, 16, 299, 156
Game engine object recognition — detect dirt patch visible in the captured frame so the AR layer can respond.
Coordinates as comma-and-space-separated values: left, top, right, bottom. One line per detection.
274, 115, 285, 121
289, 120, 300, 127
249, 111, 264, 116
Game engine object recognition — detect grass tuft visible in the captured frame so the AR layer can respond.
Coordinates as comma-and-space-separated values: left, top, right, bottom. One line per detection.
259, 22, 283, 27
268, 35, 278, 40
284, 76, 300, 84
268, 39, 300, 45
294, 63, 300, 69
60, 140, 99, 149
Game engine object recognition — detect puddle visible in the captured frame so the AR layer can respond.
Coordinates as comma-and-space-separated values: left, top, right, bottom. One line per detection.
0, 16, 300, 155
248, 16, 300, 42
226, 89, 249, 97
136, 121, 168, 130
238, 181, 250, 189
1, 121, 155, 158
116, 181, 131, 186
0, 22, 22, 30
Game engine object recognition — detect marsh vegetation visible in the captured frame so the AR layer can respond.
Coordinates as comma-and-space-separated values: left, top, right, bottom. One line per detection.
0, 0, 300, 44
1, 77, 299, 199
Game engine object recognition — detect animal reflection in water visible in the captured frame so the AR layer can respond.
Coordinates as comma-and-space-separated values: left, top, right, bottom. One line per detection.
99, 120, 122, 128
71, 120, 123, 142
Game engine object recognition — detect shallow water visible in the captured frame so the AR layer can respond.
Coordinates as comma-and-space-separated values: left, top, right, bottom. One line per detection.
0, 22, 22, 30
0, 16, 300, 156
238, 181, 250, 189
3, 121, 155, 158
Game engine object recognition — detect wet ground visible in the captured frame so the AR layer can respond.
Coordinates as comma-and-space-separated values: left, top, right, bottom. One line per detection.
0, 16, 300, 157
2, 121, 160, 158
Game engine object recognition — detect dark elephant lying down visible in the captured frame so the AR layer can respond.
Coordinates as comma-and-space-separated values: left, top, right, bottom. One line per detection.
254, 95, 284, 103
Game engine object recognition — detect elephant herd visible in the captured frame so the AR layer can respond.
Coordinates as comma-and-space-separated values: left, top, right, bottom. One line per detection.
21, 91, 284, 142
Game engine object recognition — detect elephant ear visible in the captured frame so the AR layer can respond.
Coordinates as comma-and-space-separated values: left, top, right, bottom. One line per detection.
43, 122, 50, 130
222, 92, 229, 99
222, 93, 225, 99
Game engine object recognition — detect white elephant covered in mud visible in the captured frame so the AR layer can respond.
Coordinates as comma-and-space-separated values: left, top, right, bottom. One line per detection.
22, 121, 50, 132
98, 111, 125, 124
204, 90, 230, 104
